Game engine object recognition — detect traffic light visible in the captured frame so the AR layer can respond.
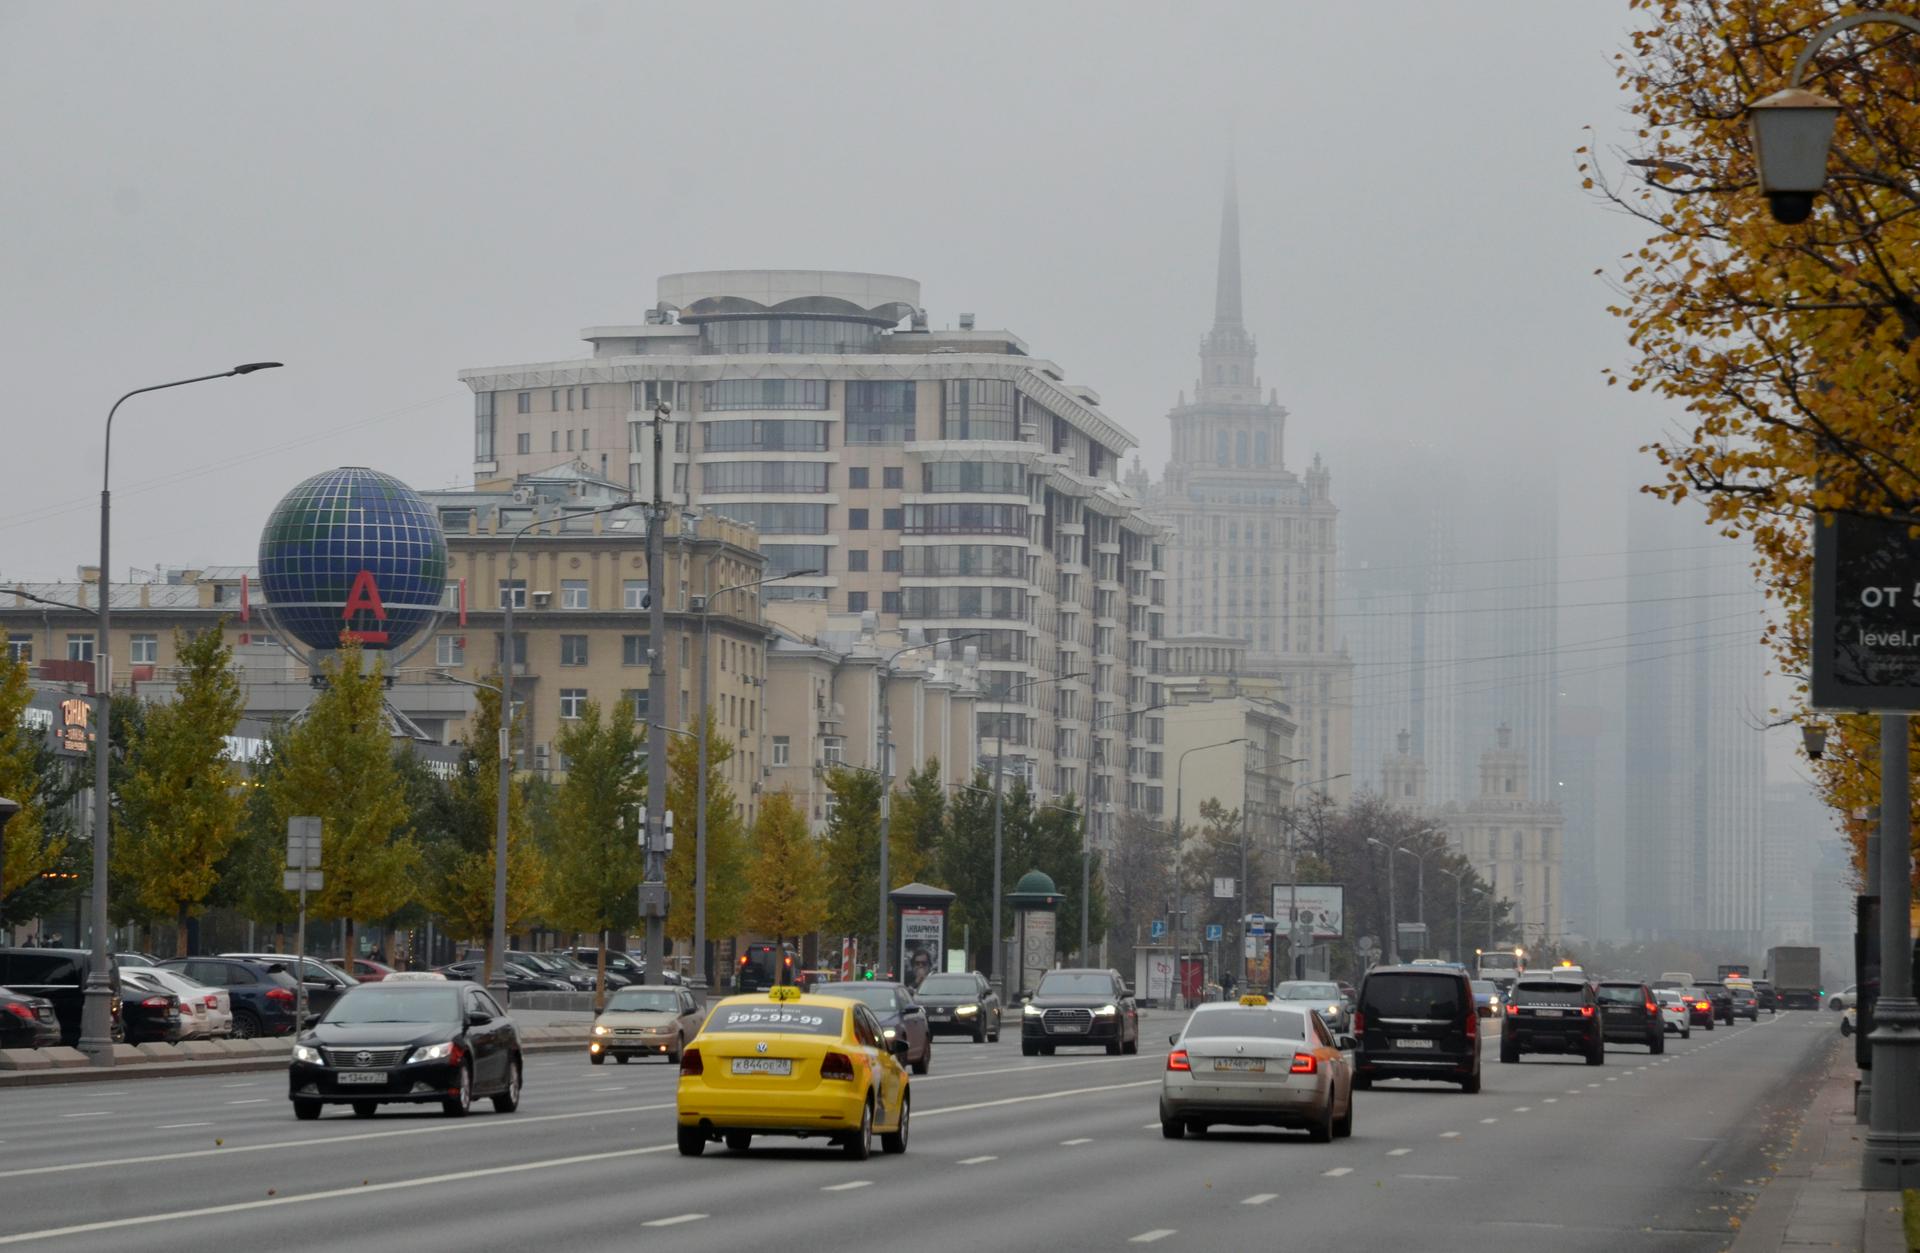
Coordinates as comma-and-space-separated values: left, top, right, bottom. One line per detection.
862, 967, 876, 981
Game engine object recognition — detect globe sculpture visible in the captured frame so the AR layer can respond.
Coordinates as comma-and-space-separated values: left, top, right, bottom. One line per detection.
257, 467, 447, 661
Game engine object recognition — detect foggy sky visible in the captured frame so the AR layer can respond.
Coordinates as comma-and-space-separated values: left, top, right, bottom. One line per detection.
0, 2, 1807, 779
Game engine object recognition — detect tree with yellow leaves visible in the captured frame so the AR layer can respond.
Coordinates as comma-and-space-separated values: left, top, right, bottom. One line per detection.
742, 790, 827, 945
1596, 1, 1920, 866
0, 660, 63, 913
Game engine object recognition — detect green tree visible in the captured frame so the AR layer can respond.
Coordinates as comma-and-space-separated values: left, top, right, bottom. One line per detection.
543, 698, 645, 985
935, 771, 996, 968
266, 640, 419, 958
742, 790, 826, 942
665, 723, 750, 947
426, 677, 544, 979
113, 626, 246, 955
887, 759, 946, 887
0, 660, 63, 913
1031, 795, 1106, 963
211, 725, 298, 950
821, 767, 882, 947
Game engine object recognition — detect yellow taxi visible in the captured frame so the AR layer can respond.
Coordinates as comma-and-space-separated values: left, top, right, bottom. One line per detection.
675, 985, 911, 1160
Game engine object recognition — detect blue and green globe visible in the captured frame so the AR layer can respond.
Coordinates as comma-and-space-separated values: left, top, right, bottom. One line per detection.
257, 467, 447, 655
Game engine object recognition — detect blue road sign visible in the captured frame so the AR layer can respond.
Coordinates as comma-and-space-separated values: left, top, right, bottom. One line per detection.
1150, 919, 1167, 940
1205, 924, 1224, 942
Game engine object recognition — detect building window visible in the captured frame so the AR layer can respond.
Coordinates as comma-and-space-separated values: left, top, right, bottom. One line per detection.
624, 580, 651, 610
622, 688, 649, 720
622, 634, 649, 666
714, 503, 829, 534
496, 633, 528, 666
849, 508, 869, 530
882, 507, 904, 531
560, 635, 589, 666
702, 318, 879, 355
823, 736, 845, 767
129, 634, 157, 664
66, 634, 94, 662
771, 735, 790, 767
498, 580, 527, 609
845, 380, 916, 443
702, 420, 830, 452
904, 503, 1026, 536
765, 544, 830, 576
881, 591, 902, 615
6, 634, 31, 663
516, 392, 531, 414
474, 392, 496, 461
436, 635, 465, 666
940, 379, 1017, 441
566, 430, 575, 451
882, 466, 903, 489
580, 387, 590, 407
846, 550, 869, 572
561, 580, 590, 610
882, 550, 902, 573
515, 432, 530, 455
560, 689, 588, 720
700, 462, 831, 494
581, 428, 589, 449
924, 462, 1025, 493
847, 592, 869, 613
848, 466, 869, 490
551, 431, 560, 452
701, 378, 830, 411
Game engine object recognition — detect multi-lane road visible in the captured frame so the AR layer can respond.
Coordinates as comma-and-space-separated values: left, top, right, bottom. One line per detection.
0, 1009, 1837, 1251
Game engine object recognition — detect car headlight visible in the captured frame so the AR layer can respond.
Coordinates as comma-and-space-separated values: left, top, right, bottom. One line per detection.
292, 1043, 321, 1064
406, 1041, 456, 1065
1093, 1004, 1117, 1017
955, 1004, 979, 1016
592, 1023, 612, 1037
1327, 1005, 1340, 1015
1024, 1003, 1042, 1016
882, 1027, 898, 1039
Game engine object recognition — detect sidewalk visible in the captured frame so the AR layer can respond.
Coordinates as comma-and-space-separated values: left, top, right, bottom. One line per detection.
1732, 1039, 1907, 1252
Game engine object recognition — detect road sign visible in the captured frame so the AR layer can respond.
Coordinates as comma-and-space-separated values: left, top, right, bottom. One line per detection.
285, 816, 321, 869
1813, 511, 1920, 710
1150, 919, 1167, 940
1397, 922, 1429, 954
1212, 877, 1235, 899
1246, 913, 1269, 936
637, 882, 668, 916
283, 869, 323, 893
1357, 935, 1381, 962
1205, 923, 1224, 942
1290, 921, 1314, 950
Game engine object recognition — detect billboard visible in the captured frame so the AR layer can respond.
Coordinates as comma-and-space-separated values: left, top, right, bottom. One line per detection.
1812, 512, 1920, 710
1270, 885, 1345, 941
899, 908, 944, 988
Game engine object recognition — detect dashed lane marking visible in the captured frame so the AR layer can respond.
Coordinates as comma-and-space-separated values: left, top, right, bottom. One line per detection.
155, 1123, 212, 1130
642, 1215, 707, 1228
958, 1155, 998, 1165
1387, 1148, 1411, 1157
1130, 1232, 1176, 1244
1439, 1131, 1460, 1138
1243, 1194, 1278, 1206
1512, 1106, 1530, 1113
821, 1181, 872, 1192
1322, 1167, 1353, 1177
1400, 1174, 1460, 1181
1060, 1138, 1093, 1146
60, 1112, 109, 1119
1479, 1117, 1498, 1124
226, 1099, 268, 1106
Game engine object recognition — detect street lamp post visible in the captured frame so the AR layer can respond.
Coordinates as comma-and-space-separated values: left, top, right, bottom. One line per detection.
984, 669, 1081, 1001
1173, 737, 1250, 1010
1393, 845, 1427, 958
1746, 13, 1920, 1189
1366, 838, 1400, 965
693, 569, 817, 992
82, 362, 282, 1065
1436, 866, 1464, 964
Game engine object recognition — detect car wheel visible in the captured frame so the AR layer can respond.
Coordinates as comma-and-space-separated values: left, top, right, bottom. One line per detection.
881, 1091, 910, 1155
1040, 1044, 1055, 1057
1352, 1071, 1372, 1091
1105, 1037, 1122, 1056
677, 1124, 705, 1157
912, 1045, 931, 1076
724, 1131, 751, 1153
667, 1036, 683, 1065
1682, 1027, 1690, 1039
1333, 1088, 1355, 1137
1123, 1031, 1139, 1055
1651, 1034, 1665, 1055
1841, 1017, 1854, 1037
842, 1099, 873, 1161
1706, 1017, 1714, 1031
1831, 997, 1844, 1011
590, 1051, 606, 1066
1500, 1038, 1520, 1064
232, 1010, 261, 1040
351, 1101, 377, 1119
292, 1099, 321, 1121
973, 1019, 987, 1044
1308, 1097, 1335, 1143
1586, 1040, 1605, 1067
493, 1057, 522, 1113
1021, 1040, 1038, 1057
617, 1053, 632, 1065
1461, 1069, 1481, 1094
442, 1064, 473, 1116
1160, 1111, 1185, 1140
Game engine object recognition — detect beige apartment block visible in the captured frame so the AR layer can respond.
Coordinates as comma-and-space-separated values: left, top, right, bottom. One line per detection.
1439, 726, 1567, 946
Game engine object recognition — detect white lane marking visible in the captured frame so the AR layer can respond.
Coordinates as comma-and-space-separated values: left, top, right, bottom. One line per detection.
0, 1101, 677, 1180
1400, 1174, 1460, 1181
1130, 1233, 1176, 1245
918, 1079, 1161, 1120
1587, 1083, 1600, 1088
1060, 1137, 1093, 1146
220, 1083, 258, 1089
1322, 1167, 1353, 1177
1143, 1122, 1161, 1130
155, 1123, 212, 1130
591, 1086, 627, 1092
642, 1214, 707, 1228
1439, 1131, 1460, 1138
226, 1099, 268, 1106
60, 1112, 109, 1119
1243, 1193, 1278, 1206
1568, 1089, 1582, 1094
958, 1155, 998, 1165
1479, 1117, 1498, 1124
1386, 1148, 1411, 1156
1512, 1106, 1530, 1113
1543, 1098, 1557, 1104
0, 1144, 679, 1245
820, 1181, 872, 1192
1605, 1077, 1617, 1083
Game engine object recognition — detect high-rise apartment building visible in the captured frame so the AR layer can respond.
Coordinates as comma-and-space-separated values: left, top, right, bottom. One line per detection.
462, 270, 1169, 851
1151, 170, 1352, 798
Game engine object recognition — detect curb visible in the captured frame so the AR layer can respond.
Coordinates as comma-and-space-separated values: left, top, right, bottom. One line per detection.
0, 1034, 587, 1088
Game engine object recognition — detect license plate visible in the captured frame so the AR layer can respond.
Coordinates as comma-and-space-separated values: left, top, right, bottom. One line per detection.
1395, 1038, 1435, 1049
1053, 1023, 1085, 1033
1536, 1008, 1565, 1017
731, 1058, 792, 1076
1213, 1057, 1267, 1072
337, 1071, 386, 1085
929, 1009, 949, 1018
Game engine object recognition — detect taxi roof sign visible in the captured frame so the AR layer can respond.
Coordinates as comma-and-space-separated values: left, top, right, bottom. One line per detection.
1237, 994, 1269, 1006
768, 985, 804, 1001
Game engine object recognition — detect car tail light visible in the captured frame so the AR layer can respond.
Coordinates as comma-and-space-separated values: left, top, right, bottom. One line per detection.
1463, 1005, 1477, 1038
3, 1002, 34, 1022
1350, 1011, 1365, 1034
1289, 1052, 1318, 1075
1645, 1001, 1658, 1015
1166, 1049, 1191, 1072
1579, 1005, 1595, 1018
1696, 1001, 1709, 1011
680, 1047, 703, 1077
1506, 1002, 1519, 1016
820, 1051, 855, 1081
205, 996, 217, 1009
265, 986, 294, 1004
139, 996, 169, 1009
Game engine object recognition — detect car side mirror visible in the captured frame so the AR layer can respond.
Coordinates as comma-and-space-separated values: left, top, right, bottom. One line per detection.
1337, 1034, 1358, 1052
903, 1003, 923, 1015
887, 1037, 910, 1058
1122, 986, 1136, 1000
1169, 1032, 1181, 1046
466, 1011, 492, 1027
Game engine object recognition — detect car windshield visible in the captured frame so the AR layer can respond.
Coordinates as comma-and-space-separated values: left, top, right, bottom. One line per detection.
606, 989, 680, 1014
916, 975, 979, 996
1275, 982, 1340, 1001
1597, 984, 1645, 1004
1654, 989, 1683, 1003
1515, 981, 1588, 1004
324, 987, 459, 1025
1035, 973, 1116, 997
812, 984, 900, 1012
1182, 1009, 1307, 1040
1361, 973, 1464, 1018
1471, 980, 1495, 994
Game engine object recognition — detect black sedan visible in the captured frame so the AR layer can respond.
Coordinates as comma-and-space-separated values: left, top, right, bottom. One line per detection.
438, 961, 571, 993
811, 981, 933, 1074
115, 974, 185, 1045
0, 988, 60, 1048
289, 980, 522, 1119
1693, 981, 1736, 1025
912, 971, 1002, 1043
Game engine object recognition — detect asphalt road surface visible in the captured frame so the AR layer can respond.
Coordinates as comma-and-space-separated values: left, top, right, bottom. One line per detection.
0, 1011, 1837, 1251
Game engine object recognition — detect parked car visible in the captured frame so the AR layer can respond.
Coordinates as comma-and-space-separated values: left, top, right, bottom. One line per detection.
1653, 988, 1694, 1038
0, 947, 121, 1046
1273, 980, 1350, 1033
0, 988, 61, 1048
813, 981, 934, 1074
910, 971, 1002, 1043
1160, 999, 1355, 1141
1832, 985, 1858, 1012
439, 961, 571, 993
589, 983, 704, 1064
502, 951, 602, 992
120, 968, 217, 1040
328, 958, 396, 982
162, 957, 300, 1039
220, 953, 358, 1018
289, 980, 521, 1120
1502, 973, 1604, 1066
114, 974, 185, 1045
112, 952, 160, 968
1352, 965, 1481, 1092
559, 947, 646, 985
1596, 980, 1664, 1053
1020, 968, 1140, 1057
129, 965, 232, 1039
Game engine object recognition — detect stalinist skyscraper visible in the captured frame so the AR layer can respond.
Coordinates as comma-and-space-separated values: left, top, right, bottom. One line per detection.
1154, 167, 1352, 795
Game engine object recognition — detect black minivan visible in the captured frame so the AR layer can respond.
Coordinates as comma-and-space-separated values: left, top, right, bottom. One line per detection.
0, 947, 119, 1046
1352, 965, 1481, 1093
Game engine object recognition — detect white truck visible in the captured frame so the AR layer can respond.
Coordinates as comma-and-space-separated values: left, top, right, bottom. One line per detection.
1765, 947, 1822, 1010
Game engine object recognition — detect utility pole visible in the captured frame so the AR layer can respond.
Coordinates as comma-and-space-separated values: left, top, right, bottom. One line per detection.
641, 398, 670, 984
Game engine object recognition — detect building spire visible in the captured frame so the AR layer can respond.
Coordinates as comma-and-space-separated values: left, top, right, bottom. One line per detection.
1213, 162, 1244, 330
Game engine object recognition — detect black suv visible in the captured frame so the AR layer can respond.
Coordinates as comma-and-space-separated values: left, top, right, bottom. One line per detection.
1596, 980, 1664, 1054
164, 957, 300, 1038
1752, 980, 1780, 1013
0, 947, 119, 1046
1352, 965, 1481, 1093
1502, 974, 1604, 1065
1693, 981, 1736, 1025
1021, 968, 1139, 1056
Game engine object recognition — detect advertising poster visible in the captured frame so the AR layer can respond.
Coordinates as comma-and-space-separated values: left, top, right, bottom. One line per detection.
1020, 910, 1056, 996
900, 908, 944, 989
1270, 884, 1346, 940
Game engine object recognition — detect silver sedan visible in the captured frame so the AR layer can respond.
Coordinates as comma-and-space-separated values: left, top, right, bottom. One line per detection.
1160, 1000, 1355, 1142
1273, 980, 1350, 1033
